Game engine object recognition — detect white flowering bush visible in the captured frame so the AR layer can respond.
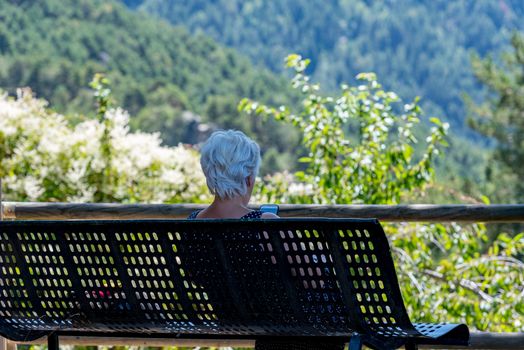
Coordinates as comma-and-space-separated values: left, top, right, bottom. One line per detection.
0, 88, 209, 203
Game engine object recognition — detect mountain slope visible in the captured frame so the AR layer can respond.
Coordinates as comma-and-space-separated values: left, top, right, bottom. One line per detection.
0, 0, 300, 172
123, 0, 524, 200
128, 0, 524, 136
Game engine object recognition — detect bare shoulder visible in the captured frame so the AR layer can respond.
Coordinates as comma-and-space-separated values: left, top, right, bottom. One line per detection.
261, 212, 280, 219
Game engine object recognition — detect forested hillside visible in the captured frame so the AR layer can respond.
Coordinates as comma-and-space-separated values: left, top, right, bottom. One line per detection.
3, 0, 523, 199
127, 0, 524, 135
0, 0, 301, 172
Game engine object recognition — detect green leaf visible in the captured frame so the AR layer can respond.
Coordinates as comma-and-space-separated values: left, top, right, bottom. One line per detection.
480, 195, 491, 205
429, 117, 442, 126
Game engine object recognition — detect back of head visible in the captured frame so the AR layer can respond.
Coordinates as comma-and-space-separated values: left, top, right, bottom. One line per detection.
200, 130, 261, 199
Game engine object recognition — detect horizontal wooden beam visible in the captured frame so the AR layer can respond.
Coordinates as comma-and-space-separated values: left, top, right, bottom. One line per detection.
277, 204, 524, 223
2, 202, 524, 222
9, 332, 524, 349
14, 336, 255, 347
429, 332, 524, 349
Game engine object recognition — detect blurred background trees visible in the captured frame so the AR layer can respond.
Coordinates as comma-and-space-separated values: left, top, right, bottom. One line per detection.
0, 0, 523, 335
2, 0, 524, 199
468, 32, 524, 203
0, 0, 301, 174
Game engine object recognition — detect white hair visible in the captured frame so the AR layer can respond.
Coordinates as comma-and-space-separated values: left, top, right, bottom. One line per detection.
200, 130, 261, 199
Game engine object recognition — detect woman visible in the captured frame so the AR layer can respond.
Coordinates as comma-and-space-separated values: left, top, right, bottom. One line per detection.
189, 130, 343, 350
188, 129, 278, 220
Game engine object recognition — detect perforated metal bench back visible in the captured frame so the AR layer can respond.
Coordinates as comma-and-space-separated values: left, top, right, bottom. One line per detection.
0, 219, 468, 347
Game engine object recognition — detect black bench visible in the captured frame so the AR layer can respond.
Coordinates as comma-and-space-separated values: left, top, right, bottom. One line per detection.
0, 218, 469, 349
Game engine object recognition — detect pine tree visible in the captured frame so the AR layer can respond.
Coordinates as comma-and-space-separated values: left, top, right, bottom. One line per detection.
469, 32, 524, 201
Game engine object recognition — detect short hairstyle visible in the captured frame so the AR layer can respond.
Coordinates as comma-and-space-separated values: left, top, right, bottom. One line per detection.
200, 130, 261, 199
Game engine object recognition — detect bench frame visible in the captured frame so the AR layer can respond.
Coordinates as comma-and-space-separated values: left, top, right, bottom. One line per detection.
0, 219, 469, 350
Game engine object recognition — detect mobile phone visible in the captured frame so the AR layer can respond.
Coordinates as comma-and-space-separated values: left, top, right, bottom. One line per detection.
260, 204, 279, 215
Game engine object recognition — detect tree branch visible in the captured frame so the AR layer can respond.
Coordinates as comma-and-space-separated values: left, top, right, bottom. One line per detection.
422, 269, 494, 303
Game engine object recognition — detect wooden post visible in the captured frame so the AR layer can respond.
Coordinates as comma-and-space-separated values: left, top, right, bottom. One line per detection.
0, 178, 3, 221
1, 185, 14, 350
48, 334, 59, 350
0, 338, 16, 350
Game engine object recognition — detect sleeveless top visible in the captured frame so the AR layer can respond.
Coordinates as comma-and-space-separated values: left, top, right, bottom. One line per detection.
187, 209, 263, 219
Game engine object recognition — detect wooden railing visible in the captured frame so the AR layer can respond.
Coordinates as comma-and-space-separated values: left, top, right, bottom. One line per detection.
2, 202, 524, 222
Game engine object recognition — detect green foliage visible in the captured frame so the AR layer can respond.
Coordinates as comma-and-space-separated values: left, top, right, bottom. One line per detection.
468, 32, 524, 202
243, 55, 448, 204
132, 0, 524, 133
90, 73, 115, 201
246, 56, 523, 332
392, 222, 523, 331
130, 0, 524, 202
90, 74, 113, 120
0, 0, 300, 174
